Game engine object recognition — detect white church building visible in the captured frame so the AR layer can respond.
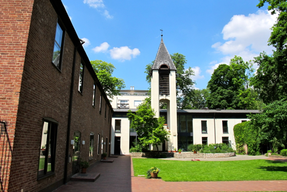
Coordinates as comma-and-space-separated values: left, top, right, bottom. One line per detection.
110, 38, 259, 155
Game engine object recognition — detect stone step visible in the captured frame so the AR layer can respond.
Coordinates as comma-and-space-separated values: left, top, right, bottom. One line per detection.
70, 172, 100, 182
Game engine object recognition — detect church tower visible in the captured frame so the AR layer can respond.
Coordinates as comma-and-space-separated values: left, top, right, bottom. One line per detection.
151, 37, 178, 151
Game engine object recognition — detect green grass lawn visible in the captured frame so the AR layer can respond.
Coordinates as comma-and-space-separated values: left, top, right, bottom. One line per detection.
132, 158, 287, 181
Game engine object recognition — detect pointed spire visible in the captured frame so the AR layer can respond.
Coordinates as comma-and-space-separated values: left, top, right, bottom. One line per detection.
151, 37, 176, 71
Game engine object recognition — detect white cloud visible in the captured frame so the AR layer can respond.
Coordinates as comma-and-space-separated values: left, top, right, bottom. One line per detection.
83, 0, 113, 19
191, 66, 204, 80
83, 0, 105, 8
208, 10, 277, 75
104, 10, 113, 19
81, 38, 91, 47
110, 46, 140, 61
93, 42, 110, 53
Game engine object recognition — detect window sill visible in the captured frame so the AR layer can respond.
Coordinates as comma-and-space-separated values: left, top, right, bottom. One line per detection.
37, 172, 55, 181
51, 62, 62, 73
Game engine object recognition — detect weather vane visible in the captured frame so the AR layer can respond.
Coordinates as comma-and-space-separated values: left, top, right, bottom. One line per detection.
160, 29, 163, 38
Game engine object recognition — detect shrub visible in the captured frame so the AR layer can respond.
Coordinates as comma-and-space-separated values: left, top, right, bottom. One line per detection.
130, 142, 143, 152
280, 149, 287, 156
187, 144, 194, 151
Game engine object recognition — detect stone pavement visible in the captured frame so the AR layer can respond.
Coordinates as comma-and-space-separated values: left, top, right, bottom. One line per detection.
55, 155, 287, 192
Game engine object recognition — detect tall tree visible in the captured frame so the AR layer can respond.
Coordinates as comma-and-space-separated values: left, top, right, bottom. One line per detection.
145, 53, 195, 109
248, 99, 287, 153
251, 1, 287, 104
90, 60, 125, 98
189, 89, 210, 109
207, 56, 255, 109
127, 98, 169, 151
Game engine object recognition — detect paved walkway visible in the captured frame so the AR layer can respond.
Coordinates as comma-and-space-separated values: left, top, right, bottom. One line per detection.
55, 155, 287, 192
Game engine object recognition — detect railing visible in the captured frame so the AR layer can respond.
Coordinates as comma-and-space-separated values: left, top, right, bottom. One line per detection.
0, 121, 12, 192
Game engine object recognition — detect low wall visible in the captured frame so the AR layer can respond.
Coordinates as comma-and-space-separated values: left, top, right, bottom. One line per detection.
131, 152, 235, 158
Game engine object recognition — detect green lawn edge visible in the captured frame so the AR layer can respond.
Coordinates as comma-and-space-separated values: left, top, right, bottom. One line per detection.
132, 158, 287, 182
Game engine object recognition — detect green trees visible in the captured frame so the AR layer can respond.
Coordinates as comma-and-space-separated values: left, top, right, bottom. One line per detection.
248, 99, 287, 153
189, 89, 209, 109
251, 1, 287, 104
207, 56, 256, 109
234, 121, 261, 155
145, 53, 195, 109
127, 98, 169, 151
90, 60, 125, 98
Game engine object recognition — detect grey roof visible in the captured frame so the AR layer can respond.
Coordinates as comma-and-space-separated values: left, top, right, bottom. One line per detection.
174, 109, 260, 114
113, 108, 261, 114
151, 38, 176, 71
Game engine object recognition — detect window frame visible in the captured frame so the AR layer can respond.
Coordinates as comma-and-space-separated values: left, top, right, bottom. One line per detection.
202, 137, 208, 145
222, 136, 229, 145
115, 119, 121, 133
89, 133, 94, 159
92, 84, 96, 107
52, 22, 65, 70
222, 120, 228, 134
99, 94, 102, 114
78, 63, 84, 93
201, 120, 207, 134
38, 119, 58, 179
97, 134, 101, 155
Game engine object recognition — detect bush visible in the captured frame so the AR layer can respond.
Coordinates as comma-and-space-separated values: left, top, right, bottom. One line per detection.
280, 149, 287, 156
130, 142, 143, 152
187, 144, 194, 151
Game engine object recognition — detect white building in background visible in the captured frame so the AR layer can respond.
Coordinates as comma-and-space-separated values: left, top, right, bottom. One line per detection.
110, 38, 260, 155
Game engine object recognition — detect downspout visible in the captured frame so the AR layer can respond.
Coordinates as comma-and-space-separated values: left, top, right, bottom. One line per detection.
64, 45, 77, 184
214, 112, 216, 144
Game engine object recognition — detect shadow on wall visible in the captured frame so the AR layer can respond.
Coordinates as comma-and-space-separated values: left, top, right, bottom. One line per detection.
0, 121, 13, 191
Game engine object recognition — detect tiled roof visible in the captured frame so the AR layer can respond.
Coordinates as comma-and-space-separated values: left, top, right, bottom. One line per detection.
151, 38, 176, 71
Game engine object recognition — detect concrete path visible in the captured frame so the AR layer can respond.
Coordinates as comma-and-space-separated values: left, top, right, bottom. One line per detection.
55, 155, 287, 192
54, 156, 132, 192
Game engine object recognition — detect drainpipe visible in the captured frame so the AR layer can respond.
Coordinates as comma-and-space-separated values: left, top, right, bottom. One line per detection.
64, 45, 77, 184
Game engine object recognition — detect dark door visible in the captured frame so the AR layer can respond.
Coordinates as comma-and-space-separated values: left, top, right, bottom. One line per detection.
114, 136, 121, 155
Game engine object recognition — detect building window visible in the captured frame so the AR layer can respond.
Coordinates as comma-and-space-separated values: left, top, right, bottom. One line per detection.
105, 104, 107, 118
223, 121, 228, 133
38, 120, 57, 177
97, 134, 101, 154
202, 137, 208, 145
118, 100, 129, 109
179, 115, 187, 132
222, 137, 229, 145
201, 121, 207, 134
52, 23, 64, 69
115, 120, 121, 133
92, 84, 96, 107
105, 138, 108, 153
134, 100, 142, 107
89, 133, 94, 158
99, 95, 102, 114
78, 63, 84, 93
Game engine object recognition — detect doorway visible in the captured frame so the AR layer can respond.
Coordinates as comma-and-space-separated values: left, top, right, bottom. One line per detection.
114, 136, 121, 155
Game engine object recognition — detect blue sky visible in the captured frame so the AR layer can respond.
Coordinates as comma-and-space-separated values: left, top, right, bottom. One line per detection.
62, 0, 276, 90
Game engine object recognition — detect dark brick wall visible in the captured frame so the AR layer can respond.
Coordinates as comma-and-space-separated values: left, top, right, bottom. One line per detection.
0, 0, 34, 191
1, 0, 113, 191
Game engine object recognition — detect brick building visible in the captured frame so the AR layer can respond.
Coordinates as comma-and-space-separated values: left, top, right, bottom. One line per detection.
0, 0, 112, 191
